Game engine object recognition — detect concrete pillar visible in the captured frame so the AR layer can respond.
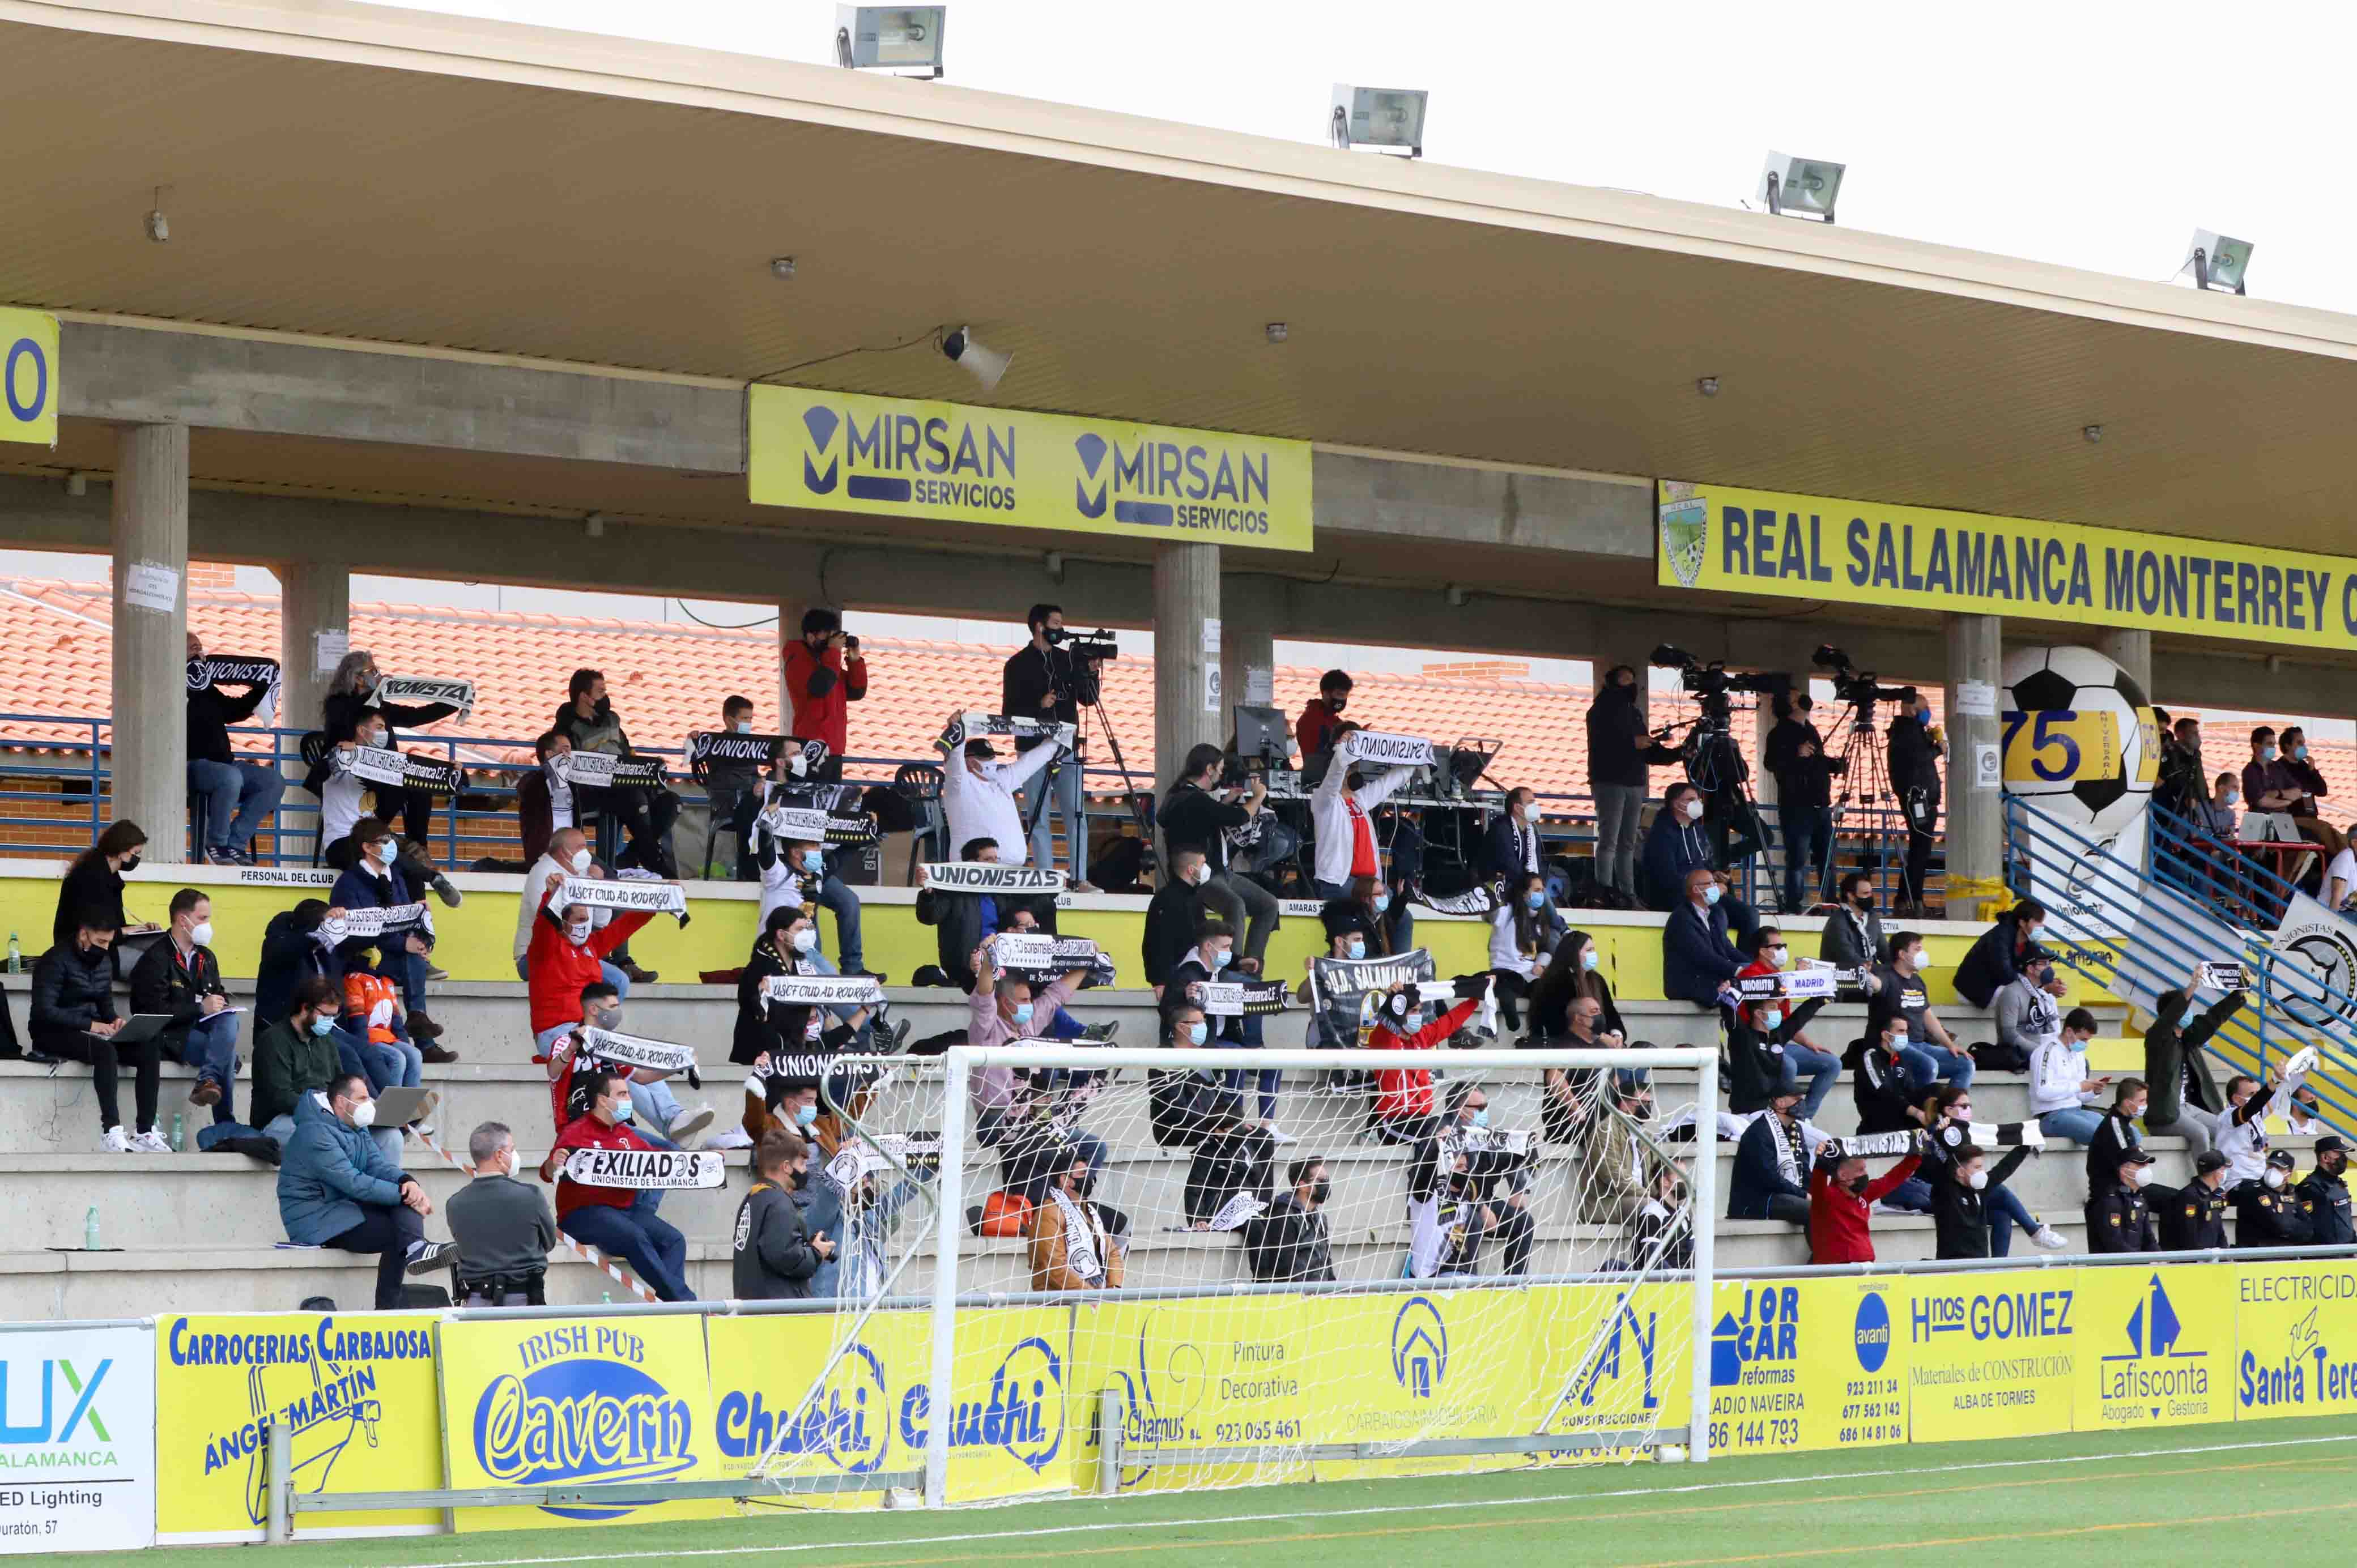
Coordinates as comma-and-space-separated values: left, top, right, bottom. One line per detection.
1754, 698, 1782, 889
2097, 628, 2153, 700
110, 424, 190, 862
1152, 542, 1222, 789
275, 560, 350, 860
1943, 613, 2004, 915
1220, 577, 1278, 743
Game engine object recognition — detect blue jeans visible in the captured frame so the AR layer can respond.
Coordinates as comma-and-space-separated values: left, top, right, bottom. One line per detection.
811, 867, 867, 972
1900, 1043, 1974, 1089
1778, 1041, 1841, 1120
172, 1012, 242, 1125
2039, 1106, 2106, 1144
384, 948, 431, 1016
1017, 751, 1088, 883
188, 758, 286, 853
1779, 803, 1831, 912
1880, 1175, 1934, 1213
563, 1194, 694, 1302
1987, 1184, 2037, 1256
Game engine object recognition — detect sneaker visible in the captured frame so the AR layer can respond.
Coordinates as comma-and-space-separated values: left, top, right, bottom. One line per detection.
667, 1105, 716, 1147
2031, 1225, 2069, 1251
128, 1129, 172, 1154
405, 1240, 460, 1275
431, 874, 463, 909
886, 1018, 913, 1053
407, 1012, 446, 1042
419, 1045, 461, 1065
1266, 1124, 1300, 1146
1070, 880, 1101, 894
1083, 1021, 1121, 1044
100, 1125, 131, 1153
189, 1079, 223, 1107
708, 1125, 755, 1151
231, 847, 258, 866
205, 847, 240, 866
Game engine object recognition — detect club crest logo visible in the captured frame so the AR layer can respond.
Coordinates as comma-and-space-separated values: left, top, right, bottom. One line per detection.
1660, 489, 1708, 589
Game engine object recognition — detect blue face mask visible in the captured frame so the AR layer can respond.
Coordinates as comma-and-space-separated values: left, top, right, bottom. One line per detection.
1580, 949, 1599, 972
1012, 1002, 1034, 1026
611, 1097, 635, 1122
1468, 1108, 1490, 1129
1186, 1022, 1208, 1046
1373, 893, 1392, 914
1525, 889, 1546, 909
1209, 948, 1231, 970
2179, 1002, 2198, 1028
309, 1015, 335, 1037
2261, 744, 2279, 761
1702, 884, 1722, 907
2294, 744, 2310, 761
2023, 921, 2045, 942
794, 1101, 819, 1129
1346, 938, 1367, 960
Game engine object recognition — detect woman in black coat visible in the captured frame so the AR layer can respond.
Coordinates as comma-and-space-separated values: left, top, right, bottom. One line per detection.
52, 820, 147, 952
321, 650, 461, 847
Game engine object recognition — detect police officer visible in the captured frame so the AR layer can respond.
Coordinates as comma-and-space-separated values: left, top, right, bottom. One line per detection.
2086, 1147, 2158, 1253
2159, 1149, 2231, 1251
2296, 1135, 2354, 1245
2232, 1149, 2314, 1249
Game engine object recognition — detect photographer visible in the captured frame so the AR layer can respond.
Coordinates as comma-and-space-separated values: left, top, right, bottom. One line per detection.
784, 610, 866, 777
1764, 691, 1841, 914
1585, 664, 1651, 900
1886, 689, 1943, 918
1159, 742, 1278, 970
1002, 604, 1103, 888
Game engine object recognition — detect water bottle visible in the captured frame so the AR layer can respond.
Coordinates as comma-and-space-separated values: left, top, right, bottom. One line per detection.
170, 1113, 186, 1153
5, 932, 19, 974
83, 1205, 100, 1251
601, 1291, 613, 1305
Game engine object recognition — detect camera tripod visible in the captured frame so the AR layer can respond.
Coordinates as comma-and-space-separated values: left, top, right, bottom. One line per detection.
1819, 700, 1898, 904
1020, 644, 1157, 883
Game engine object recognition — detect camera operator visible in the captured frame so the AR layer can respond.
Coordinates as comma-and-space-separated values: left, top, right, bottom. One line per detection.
1886, 689, 1943, 918
783, 610, 866, 782
1002, 604, 1103, 889
1764, 691, 1842, 914
1159, 743, 1278, 970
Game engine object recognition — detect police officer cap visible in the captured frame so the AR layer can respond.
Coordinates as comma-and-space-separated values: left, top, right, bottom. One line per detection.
2194, 1150, 2230, 1174
2266, 1148, 2299, 1171
2120, 1147, 2157, 1165
2316, 1135, 2350, 1157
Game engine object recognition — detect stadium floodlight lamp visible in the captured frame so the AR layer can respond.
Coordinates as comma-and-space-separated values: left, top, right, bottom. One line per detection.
1329, 84, 1427, 157
2183, 229, 2253, 295
834, 6, 946, 77
1758, 152, 1844, 223
940, 325, 1011, 393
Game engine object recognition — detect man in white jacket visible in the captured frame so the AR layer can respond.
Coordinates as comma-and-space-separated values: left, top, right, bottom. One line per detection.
942, 726, 1069, 874
2028, 1005, 2111, 1144
1309, 738, 1416, 897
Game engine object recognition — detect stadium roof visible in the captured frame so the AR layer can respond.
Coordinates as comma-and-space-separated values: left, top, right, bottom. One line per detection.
8, 0, 2357, 552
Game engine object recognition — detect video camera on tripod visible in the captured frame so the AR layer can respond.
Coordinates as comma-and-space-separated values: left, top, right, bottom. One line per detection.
1812, 645, 1914, 715
1649, 645, 1790, 724
1043, 626, 1120, 663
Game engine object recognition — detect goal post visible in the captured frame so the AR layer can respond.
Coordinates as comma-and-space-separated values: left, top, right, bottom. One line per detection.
747, 1042, 1720, 1509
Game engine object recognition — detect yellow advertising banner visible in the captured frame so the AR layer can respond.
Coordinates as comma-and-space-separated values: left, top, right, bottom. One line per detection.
153, 1313, 443, 1543
1658, 479, 2357, 653
1526, 1281, 1694, 1459
0, 308, 58, 448
2073, 1264, 2235, 1431
437, 1315, 726, 1532
748, 385, 1313, 551
1905, 1272, 2080, 1443
1707, 1276, 1906, 1456
1297, 1289, 1534, 1481
1069, 1293, 1311, 1495
2232, 1259, 2357, 1420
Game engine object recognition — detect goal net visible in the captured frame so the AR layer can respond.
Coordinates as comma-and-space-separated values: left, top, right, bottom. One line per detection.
742, 1042, 1717, 1509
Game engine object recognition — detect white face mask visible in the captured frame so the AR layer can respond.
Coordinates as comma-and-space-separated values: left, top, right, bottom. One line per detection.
1188, 862, 1212, 887
360, 731, 386, 749
188, 920, 214, 948
791, 927, 818, 952
1965, 1169, 1987, 1191
2125, 1166, 2147, 1187
565, 918, 593, 945
346, 1098, 377, 1129
1681, 797, 1704, 821
2264, 1168, 2287, 1190
569, 847, 592, 875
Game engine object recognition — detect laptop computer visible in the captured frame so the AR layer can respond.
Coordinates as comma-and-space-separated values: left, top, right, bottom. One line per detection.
372, 1085, 436, 1128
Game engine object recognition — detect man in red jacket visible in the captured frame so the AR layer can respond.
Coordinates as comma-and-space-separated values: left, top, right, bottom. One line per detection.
1368, 982, 1480, 1145
541, 1070, 695, 1301
782, 610, 866, 777
1807, 1135, 1925, 1264
528, 894, 714, 1146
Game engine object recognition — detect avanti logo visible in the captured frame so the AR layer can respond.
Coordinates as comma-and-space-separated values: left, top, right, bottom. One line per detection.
1390, 1297, 1448, 1399
1853, 1292, 1892, 1373
899, 1336, 1065, 1473
717, 1341, 890, 1475
1569, 1293, 1658, 1412
0, 1357, 110, 1446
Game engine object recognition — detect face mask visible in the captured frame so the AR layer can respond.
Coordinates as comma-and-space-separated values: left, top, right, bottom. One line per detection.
1468, 1107, 1490, 1129
1346, 938, 1367, 960
309, 1015, 336, 1037
1186, 1022, 1208, 1046
1758, 1007, 1783, 1032
1525, 889, 1546, 909
2023, 922, 2045, 942
2223, 790, 2240, 805
189, 921, 214, 948
1309, 1179, 1331, 1205
2261, 744, 2279, 761
2264, 1168, 2287, 1190
1372, 893, 1391, 914
2125, 1166, 2147, 1187
1209, 948, 1232, 970
1580, 949, 1599, 972
1701, 884, 1722, 907
566, 919, 593, 945
360, 731, 386, 749
1681, 797, 1704, 821
591, 1005, 621, 1029
734, 720, 753, 734
2179, 1003, 2198, 1028
569, 848, 592, 874
794, 1101, 820, 1129
1519, 804, 1538, 824
368, 840, 394, 863
2124, 1103, 2145, 1123
120, 854, 141, 872
791, 928, 818, 953
1965, 1169, 1988, 1191
1845, 1175, 1869, 1196
1188, 862, 1212, 887
1852, 892, 1874, 909
795, 850, 823, 874
1632, 1099, 1654, 1120
1765, 945, 1789, 969
2294, 745, 2309, 761
1011, 1002, 1034, 1026
347, 1098, 377, 1129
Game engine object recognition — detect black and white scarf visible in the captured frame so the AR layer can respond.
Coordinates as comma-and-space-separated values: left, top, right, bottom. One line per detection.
1048, 1186, 1107, 1286
337, 744, 464, 798
553, 876, 690, 926
371, 674, 475, 719
188, 655, 282, 726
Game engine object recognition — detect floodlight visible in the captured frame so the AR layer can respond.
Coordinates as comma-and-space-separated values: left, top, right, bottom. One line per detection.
1758, 152, 1844, 223
835, 6, 946, 77
1329, 84, 1427, 157
2184, 229, 2253, 295
941, 326, 1010, 393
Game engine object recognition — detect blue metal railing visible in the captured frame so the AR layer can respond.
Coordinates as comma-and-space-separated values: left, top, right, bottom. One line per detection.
2149, 798, 2310, 931
2002, 796, 2357, 1134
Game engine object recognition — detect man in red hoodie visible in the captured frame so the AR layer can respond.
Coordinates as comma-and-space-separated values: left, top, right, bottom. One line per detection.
1807, 1134, 1925, 1264
527, 890, 715, 1146
540, 1069, 694, 1301
1368, 982, 1481, 1145
782, 610, 866, 777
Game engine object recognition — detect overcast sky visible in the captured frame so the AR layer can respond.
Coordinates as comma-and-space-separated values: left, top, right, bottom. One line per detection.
384, 0, 2357, 313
